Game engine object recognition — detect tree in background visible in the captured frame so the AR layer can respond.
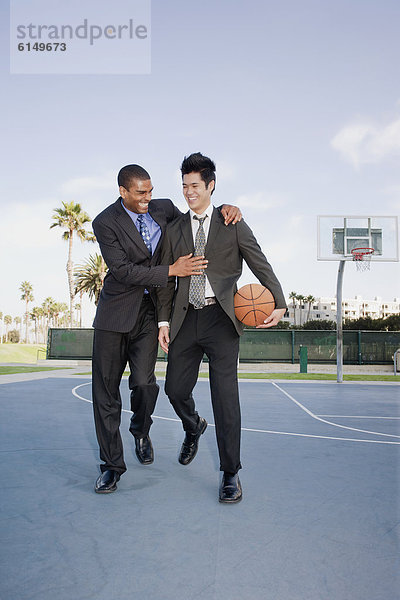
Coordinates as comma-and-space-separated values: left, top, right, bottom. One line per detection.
50, 202, 92, 328
0, 311, 2, 343
305, 294, 316, 323
31, 306, 44, 344
74, 253, 108, 306
288, 291, 298, 327
8, 329, 20, 343
4, 315, 12, 342
75, 289, 83, 327
343, 314, 400, 331
300, 319, 336, 330
41, 297, 57, 339
56, 303, 69, 327
20, 281, 34, 343
296, 294, 306, 326
14, 316, 21, 343
381, 314, 400, 331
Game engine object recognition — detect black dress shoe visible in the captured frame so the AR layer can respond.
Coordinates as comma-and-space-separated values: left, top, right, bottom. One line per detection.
94, 470, 120, 494
178, 417, 207, 465
219, 472, 242, 503
134, 435, 154, 465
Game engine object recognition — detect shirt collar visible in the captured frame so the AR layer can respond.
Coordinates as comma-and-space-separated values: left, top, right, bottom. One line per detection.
121, 198, 149, 224
189, 203, 214, 221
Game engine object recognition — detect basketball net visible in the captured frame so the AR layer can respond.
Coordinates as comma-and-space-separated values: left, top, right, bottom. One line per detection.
351, 248, 374, 272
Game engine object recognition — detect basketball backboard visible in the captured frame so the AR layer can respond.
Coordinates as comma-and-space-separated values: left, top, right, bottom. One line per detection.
317, 215, 399, 262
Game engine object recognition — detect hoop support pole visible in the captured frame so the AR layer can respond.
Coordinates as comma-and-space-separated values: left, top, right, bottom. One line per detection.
336, 260, 345, 383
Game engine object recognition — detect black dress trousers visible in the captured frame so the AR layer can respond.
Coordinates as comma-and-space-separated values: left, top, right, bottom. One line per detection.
92, 296, 159, 474
165, 302, 242, 474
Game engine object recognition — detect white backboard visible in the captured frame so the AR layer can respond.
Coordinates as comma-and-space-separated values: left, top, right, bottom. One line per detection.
317, 215, 399, 261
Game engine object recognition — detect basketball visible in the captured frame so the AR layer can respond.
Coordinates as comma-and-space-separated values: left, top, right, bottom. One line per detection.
234, 283, 275, 327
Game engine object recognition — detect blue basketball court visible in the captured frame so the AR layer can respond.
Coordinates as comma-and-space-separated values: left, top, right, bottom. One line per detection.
1, 374, 399, 600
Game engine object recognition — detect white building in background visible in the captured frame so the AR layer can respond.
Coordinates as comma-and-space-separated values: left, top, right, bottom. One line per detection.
284, 296, 400, 326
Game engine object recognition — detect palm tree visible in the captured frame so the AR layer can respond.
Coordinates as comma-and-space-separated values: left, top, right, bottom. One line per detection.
20, 281, 34, 343
296, 294, 306, 327
31, 307, 44, 344
50, 202, 92, 327
42, 297, 57, 339
14, 316, 21, 343
305, 294, 316, 323
289, 291, 298, 327
4, 315, 12, 342
50, 302, 66, 328
75, 289, 84, 327
57, 303, 69, 327
74, 253, 108, 306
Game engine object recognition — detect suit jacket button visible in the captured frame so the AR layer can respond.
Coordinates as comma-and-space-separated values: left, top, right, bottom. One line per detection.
183, 306, 187, 311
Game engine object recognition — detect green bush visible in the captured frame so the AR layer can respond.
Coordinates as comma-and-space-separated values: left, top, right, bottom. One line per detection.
300, 319, 336, 330
8, 329, 20, 343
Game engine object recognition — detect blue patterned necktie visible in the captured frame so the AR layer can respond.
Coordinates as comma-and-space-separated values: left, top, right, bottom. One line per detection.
137, 214, 152, 254
189, 215, 207, 309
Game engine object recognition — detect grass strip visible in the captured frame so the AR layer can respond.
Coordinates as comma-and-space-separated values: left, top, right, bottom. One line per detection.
0, 366, 71, 375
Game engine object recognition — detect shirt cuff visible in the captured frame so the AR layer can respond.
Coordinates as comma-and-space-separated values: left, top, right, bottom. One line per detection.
158, 321, 169, 328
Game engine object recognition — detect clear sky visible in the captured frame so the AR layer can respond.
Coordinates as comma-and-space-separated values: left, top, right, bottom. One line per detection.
1, 0, 400, 326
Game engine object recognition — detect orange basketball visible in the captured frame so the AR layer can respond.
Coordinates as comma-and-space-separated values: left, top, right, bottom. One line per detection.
234, 283, 275, 327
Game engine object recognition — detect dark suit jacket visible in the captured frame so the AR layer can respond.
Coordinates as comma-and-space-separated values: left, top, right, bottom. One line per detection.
92, 197, 181, 333
157, 207, 287, 343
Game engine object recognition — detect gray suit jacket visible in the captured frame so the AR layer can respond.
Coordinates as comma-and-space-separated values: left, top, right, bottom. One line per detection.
93, 198, 181, 332
157, 207, 287, 343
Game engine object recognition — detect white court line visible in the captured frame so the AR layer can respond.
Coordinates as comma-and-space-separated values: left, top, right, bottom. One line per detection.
317, 415, 400, 420
271, 381, 400, 439
71, 383, 400, 446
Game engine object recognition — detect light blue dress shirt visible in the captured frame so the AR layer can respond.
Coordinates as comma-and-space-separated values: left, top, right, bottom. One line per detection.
121, 200, 161, 254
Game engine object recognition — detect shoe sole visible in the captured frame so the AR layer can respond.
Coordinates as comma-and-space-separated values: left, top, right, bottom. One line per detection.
179, 420, 207, 465
94, 484, 118, 494
219, 495, 242, 504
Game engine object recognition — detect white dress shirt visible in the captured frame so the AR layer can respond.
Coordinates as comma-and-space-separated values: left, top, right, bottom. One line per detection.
158, 203, 216, 327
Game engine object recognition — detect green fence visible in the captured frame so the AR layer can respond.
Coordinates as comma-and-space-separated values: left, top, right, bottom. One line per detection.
47, 328, 400, 364
47, 329, 94, 360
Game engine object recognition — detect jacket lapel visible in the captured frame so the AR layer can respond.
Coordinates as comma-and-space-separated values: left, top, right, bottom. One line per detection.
180, 211, 195, 254
113, 198, 150, 254
205, 207, 224, 255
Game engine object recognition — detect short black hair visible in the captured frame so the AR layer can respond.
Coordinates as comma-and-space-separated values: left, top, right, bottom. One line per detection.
118, 164, 151, 190
180, 152, 216, 192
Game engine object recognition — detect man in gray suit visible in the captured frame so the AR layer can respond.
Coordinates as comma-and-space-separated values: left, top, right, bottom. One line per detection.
91, 163, 241, 493
158, 153, 287, 503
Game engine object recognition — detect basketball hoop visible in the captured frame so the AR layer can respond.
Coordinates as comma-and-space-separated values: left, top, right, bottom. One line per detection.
351, 247, 374, 271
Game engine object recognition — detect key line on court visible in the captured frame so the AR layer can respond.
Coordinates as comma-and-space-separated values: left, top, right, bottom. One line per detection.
71, 383, 400, 445
271, 381, 400, 439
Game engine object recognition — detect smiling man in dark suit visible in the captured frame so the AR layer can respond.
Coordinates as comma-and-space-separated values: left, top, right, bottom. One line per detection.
91, 164, 241, 493
157, 153, 287, 503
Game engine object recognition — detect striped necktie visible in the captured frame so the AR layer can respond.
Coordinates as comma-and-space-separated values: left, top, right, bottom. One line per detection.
189, 215, 207, 309
137, 214, 152, 254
